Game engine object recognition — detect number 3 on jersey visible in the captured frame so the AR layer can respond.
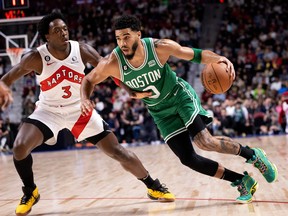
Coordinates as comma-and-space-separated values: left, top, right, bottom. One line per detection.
62, 86, 72, 98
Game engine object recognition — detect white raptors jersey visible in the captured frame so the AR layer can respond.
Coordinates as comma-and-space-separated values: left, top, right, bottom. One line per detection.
36, 40, 85, 107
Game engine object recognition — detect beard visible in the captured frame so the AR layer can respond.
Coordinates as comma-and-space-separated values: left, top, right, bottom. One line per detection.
123, 41, 138, 60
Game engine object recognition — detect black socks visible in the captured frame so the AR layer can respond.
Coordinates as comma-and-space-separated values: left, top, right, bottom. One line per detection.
221, 168, 244, 183
14, 154, 36, 189
238, 145, 254, 160
138, 173, 155, 188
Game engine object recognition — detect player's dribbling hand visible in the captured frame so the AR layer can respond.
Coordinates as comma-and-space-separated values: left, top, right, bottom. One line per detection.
217, 57, 235, 80
0, 81, 13, 111
81, 99, 94, 116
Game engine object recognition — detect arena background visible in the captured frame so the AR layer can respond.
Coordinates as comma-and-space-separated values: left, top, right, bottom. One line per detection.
0, 0, 287, 152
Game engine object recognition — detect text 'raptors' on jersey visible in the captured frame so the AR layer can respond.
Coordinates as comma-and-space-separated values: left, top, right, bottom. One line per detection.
37, 40, 85, 106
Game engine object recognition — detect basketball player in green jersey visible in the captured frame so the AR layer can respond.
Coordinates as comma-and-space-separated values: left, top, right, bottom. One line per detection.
81, 15, 278, 203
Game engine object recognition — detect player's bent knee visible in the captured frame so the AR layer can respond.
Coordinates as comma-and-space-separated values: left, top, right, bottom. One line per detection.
13, 143, 30, 160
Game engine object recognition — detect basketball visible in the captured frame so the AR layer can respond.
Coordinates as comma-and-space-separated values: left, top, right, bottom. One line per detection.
200, 62, 233, 94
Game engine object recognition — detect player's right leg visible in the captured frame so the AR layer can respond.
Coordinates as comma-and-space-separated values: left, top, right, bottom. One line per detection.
13, 119, 53, 216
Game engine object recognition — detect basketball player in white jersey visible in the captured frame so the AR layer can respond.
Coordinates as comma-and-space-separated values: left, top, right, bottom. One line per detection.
0, 12, 174, 216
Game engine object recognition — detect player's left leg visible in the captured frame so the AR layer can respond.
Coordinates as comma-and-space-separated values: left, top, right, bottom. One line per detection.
87, 129, 175, 202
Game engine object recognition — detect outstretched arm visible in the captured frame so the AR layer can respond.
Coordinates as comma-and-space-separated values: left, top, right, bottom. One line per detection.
155, 39, 235, 80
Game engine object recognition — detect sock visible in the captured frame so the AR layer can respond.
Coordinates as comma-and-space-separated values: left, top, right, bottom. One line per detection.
221, 168, 244, 183
237, 145, 254, 160
14, 154, 36, 189
138, 173, 155, 188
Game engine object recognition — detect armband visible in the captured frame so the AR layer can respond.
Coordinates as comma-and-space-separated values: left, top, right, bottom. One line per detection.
190, 48, 202, 63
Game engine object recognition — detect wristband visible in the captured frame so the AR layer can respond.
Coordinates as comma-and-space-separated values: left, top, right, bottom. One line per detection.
190, 48, 202, 63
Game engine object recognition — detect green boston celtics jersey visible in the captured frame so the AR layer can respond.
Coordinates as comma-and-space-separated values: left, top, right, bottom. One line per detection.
113, 38, 177, 106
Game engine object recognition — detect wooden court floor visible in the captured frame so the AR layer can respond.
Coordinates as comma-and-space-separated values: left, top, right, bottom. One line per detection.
1, 135, 287, 216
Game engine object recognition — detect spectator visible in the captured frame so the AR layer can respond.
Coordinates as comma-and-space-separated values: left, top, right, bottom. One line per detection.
270, 76, 282, 92
120, 102, 134, 143
140, 108, 160, 144
0, 119, 12, 152
106, 112, 120, 141
232, 101, 248, 136
131, 109, 144, 144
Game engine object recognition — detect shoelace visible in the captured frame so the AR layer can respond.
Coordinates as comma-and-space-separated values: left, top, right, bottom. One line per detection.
253, 157, 267, 174
20, 195, 30, 204
20, 194, 34, 204
237, 183, 249, 196
157, 184, 169, 193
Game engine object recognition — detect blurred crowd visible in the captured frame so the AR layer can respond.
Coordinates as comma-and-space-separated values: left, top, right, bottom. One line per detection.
204, 0, 288, 137
1, 0, 288, 151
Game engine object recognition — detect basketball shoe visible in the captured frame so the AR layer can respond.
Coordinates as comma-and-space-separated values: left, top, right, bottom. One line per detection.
147, 179, 175, 202
231, 171, 258, 204
247, 147, 278, 183
15, 186, 40, 216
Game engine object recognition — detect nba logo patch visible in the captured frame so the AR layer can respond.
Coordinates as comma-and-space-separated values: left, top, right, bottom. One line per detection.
45, 55, 51, 62
71, 56, 78, 63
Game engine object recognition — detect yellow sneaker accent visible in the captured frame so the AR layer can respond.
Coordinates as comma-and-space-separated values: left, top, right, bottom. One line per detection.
147, 179, 175, 202
15, 186, 40, 216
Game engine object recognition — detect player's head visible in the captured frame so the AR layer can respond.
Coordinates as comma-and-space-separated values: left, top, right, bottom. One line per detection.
113, 15, 141, 32
38, 12, 69, 44
113, 15, 141, 60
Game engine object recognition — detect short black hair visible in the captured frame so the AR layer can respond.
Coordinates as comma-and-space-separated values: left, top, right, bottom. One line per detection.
113, 15, 141, 31
38, 12, 67, 42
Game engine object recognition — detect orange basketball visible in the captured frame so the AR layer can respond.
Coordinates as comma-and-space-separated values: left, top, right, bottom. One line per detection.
200, 62, 233, 94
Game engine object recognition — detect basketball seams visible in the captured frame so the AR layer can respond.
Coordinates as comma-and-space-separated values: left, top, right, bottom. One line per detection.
200, 68, 211, 93
211, 63, 224, 93
201, 63, 232, 94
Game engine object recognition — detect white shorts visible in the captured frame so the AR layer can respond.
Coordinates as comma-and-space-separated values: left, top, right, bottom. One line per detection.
29, 102, 105, 145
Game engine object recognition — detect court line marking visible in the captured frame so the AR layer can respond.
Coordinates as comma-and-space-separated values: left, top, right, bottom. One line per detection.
1, 197, 287, 204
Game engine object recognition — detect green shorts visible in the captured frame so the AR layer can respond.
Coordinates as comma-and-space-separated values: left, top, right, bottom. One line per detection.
148, 78, 213, 142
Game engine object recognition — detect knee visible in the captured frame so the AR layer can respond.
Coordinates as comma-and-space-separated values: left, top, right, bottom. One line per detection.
13, 140, 31, 160
178, 153, 198, 168
180, 154, 218, 176
179, 157, 191, 167
179, 154, 201, 171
